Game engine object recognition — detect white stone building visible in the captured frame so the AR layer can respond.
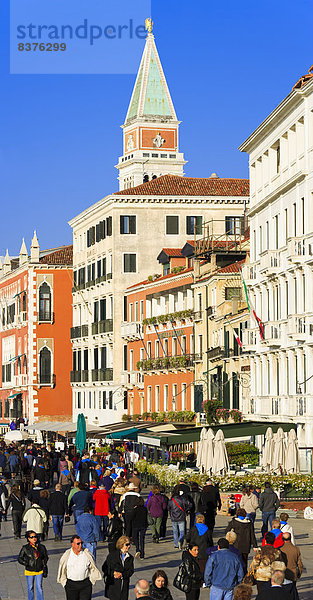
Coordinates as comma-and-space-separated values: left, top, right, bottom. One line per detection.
239, 69, 313, 451
69, 28, 249, 426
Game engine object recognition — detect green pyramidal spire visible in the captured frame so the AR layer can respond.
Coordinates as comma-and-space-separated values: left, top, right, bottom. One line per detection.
125, 32, 177, 124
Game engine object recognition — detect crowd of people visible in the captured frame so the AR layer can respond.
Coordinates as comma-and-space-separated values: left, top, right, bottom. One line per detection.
0, 442, 306, 600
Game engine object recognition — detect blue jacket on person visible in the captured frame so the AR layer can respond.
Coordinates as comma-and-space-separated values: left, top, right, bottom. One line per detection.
76, 512, 100, 543
69, 489, 92, 511
204, 548, 244, 590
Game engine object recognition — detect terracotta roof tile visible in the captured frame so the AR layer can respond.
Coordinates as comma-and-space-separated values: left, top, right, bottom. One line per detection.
127, 266, 193, 290
216, 258, 246, 274
40, 245, 73, 265
115, 174, 249, 197
161, 248, 184, 257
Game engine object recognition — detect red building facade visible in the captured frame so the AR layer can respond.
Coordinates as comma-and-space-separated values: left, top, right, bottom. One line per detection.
0, 234, 73, 427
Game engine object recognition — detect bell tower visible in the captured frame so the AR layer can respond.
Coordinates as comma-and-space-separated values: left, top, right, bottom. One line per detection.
116, 20, 186, 190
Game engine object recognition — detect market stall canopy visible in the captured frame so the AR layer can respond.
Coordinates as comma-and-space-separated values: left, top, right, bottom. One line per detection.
285, 429, 300, 474
4, 430, 29, 442
107, 427, 139, 440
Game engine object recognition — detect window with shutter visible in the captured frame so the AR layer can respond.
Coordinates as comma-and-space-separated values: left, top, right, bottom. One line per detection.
100, 299, 106, 320
101, 347, 107, 369
106, 216, 112, 236
96, 223, 100, 242
94, 348, 99, 370
123, 254, 136, 273
186, 216, 203, 235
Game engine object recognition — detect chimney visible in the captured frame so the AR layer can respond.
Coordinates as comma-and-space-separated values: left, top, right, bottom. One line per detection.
3, 249, 11, 275
30, 231, 40, 263
19, 238, 28, 266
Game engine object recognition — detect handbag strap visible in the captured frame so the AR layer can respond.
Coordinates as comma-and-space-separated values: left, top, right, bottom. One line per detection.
173, 498, 185, 512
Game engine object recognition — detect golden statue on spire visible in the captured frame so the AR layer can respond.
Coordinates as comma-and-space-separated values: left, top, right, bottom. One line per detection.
145, 18, 153, 33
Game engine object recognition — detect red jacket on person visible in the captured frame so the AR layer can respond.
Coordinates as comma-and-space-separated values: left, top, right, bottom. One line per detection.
93, 488, 111, 516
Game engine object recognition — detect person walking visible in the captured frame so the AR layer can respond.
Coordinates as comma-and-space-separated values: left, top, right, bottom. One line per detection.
69, 484, 92, 523
8, 484, 26, 539
102, 535, 134, 600
256, 570, 290, 600
261, 518, 284, 548
150, 570, 173, 600
93, 483, 111, 541
68, 481, 80, 509
49, 484, 68, 542
204, 538, 244, 600
189, 482, 202, 529
240, 488, 259, 524
245, 533, 285, 594
186, 513, 213, 575
57, 534, 102, 600
23, 502, 47, 540
199, 480, 221, 533
225, 508, 257, 569
18, 530, 48, 600
174, 543, 202, 600
59, 467, 75, 498
168, 485, 192, 550
132, 496, 148, 560
128, 469, 142, 494
146, 485, 167, 544
38, 490, 50, 541
28, 480, 43, 504
76, 506, 100, 560
8, 451, 20, 478
119, 483, 140, 538
281, 532, 303, 583
279, 514, 295, 545
259, 482, 280, 536
135, 579, 152, 600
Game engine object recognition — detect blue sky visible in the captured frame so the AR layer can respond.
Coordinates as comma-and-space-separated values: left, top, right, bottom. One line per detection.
0, 0, 312, 255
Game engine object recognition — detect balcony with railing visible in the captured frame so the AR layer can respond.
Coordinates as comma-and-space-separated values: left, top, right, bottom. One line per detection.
70, 324, 89, 339
264, 321, 282, 346
37, 373, 56, 387
242, 328, 257, 350
91, 368, 113, 382
287, 236, 306, 263
137, 353, 199, 372
288, 315, 306, 341
14, 374, 28, 387
70, 370, 89, 383
242, 262, 259, 285
121, 371, 144, 388
92, 319, 113, 335
207, 346, 226, 361
121, 322, 143, 341
260, 250, 281, 276
38, 311, 54, 324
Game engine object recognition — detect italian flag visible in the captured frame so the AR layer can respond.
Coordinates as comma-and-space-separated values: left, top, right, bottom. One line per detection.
233, 329, 243, 349
240, 264, 265, 341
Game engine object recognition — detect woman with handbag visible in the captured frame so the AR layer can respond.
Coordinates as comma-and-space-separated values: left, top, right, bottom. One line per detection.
7, 484, 25, 539
18, 530, 49, 600
174, 543, 202, 600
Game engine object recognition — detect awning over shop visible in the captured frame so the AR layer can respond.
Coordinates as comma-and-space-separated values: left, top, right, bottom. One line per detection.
107, 427, 139, 441
138, 421, 297, 447
8, 392, 22, 399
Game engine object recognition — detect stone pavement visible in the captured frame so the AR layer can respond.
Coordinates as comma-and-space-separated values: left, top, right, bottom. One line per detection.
0, 511, 312, 600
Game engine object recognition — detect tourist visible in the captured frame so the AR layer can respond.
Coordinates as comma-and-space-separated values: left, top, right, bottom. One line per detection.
185, 513, 213, 575
107, 511, 124, 553
49, 484, 68, 542
132, 497, 148, 560
57, 534, 102, 600
256, 570, 290, 600
112, 472, 127, 507
69, 483, 92, 522
279, 513, 295, 545
128, 469, 142, 494
102, 535, 134, 600
23, 501, 47, 540
102, 469, 115, 492
159, 486, 169, 539
225, 508, 257, 569
76, 506, 100, 560
59, 466, 75, 497
189, 482, 202, 528
150, 570, 173, 600
259, 482, 280, 536
18, 530, 48, 600
39, 490, 50, 541
93, 482, 111, 541
178, 477, 191, 495
199, 479, 221, 533
33, 460, 48, 488
245, 533, 286, 593
8, 483, 25, 539
233, 583, 253, 600
119, 482, 140, 538
67, 481, 80, 508
168, 484, 192, 550
240, 487, 258, 524
281, 532, 303, 582
147, 485, 167, 543
28, 480, 43, 504
262, 518, 283, 548
135, 579, 152, 600
175, 543, 202, 600
204, 538, 244, 599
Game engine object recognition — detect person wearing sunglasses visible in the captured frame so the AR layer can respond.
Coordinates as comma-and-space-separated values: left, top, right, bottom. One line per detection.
18, 530, 48, 600
102, 535, 134, 600
57, 535, 102, 600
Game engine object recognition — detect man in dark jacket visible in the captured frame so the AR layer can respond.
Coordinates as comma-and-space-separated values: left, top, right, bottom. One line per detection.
259, 482, 280, 536
200, 480, 221, 533
256, 570, 290, 600
69, 483, 92, 522
168, 487, 192, 549
28, 480, 43, 504
49, 484, 68, 541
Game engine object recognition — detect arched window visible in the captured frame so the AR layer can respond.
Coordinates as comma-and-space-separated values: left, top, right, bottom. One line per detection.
39, 347, 51, 384
39, 282, 51, 321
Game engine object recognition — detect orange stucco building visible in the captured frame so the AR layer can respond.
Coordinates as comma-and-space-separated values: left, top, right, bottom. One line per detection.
0, 234, 73, 427
121, 244, 203, 416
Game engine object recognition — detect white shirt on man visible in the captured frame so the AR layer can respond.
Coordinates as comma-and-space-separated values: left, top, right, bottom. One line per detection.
66, 549, 91, 581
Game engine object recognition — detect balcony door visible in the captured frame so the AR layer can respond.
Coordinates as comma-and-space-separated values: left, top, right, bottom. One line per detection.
39, 347, 51, 384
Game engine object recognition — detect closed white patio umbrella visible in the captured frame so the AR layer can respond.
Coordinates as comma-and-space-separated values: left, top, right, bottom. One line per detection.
285, 429, 300, 473
212, 429, 229, 475
272, 427, 286, 474
203, 428, 215, 474
196, 427, 207, 470
262, 427, 274, 472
